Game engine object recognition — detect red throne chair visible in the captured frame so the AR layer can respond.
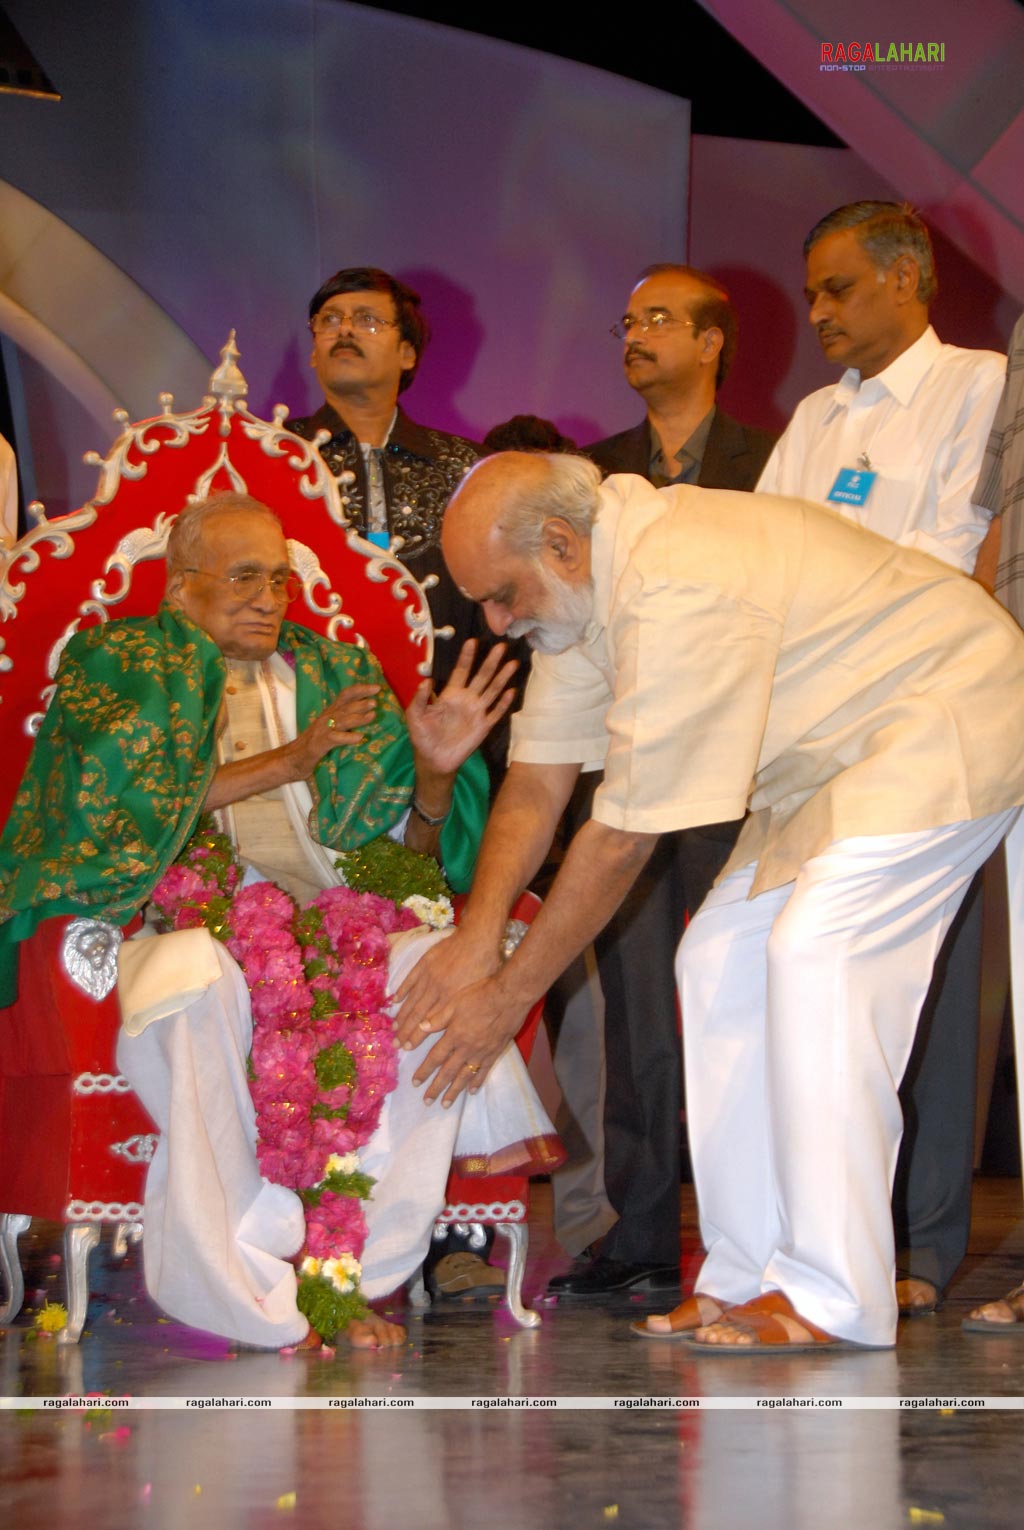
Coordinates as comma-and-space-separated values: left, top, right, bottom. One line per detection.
0, 335, 549, 1338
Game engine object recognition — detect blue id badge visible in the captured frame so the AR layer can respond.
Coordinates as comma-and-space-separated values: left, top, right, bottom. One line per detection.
826, 467, 877, 507
366, 530, 390, 551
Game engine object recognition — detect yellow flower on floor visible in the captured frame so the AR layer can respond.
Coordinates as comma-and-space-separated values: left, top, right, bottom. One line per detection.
34, 1302, 68, 1333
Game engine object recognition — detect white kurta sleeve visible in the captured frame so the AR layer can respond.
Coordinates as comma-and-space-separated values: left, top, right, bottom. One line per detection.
509, 642, 612, 772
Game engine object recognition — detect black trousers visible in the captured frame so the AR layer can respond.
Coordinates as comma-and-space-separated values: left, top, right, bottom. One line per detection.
893, 869, 984, 1292
596, 819, 740, 1266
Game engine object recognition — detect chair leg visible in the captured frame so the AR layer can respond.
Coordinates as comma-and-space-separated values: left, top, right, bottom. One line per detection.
0, 1213, 31, 1324
494, 1222, 540, 1329
110, 1221, 144, 1261
59, 1223, 101, 1345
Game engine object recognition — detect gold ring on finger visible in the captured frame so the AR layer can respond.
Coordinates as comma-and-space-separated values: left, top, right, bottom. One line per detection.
326, 717, 337, 731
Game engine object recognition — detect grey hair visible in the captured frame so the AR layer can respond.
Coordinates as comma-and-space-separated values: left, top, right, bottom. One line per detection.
165, 492, 282, 584
496, 454, 602, 557
803, 201, 937, 304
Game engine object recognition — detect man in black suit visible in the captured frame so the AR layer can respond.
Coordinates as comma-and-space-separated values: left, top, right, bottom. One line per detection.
588, 263, 774, 491
549, 264, 775, 1299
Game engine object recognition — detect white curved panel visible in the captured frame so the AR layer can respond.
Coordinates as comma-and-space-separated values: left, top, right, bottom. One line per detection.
0, 179, 212, 425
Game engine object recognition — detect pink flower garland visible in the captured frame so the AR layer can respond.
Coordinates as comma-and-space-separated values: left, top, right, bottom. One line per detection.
150, 827, 422, 1338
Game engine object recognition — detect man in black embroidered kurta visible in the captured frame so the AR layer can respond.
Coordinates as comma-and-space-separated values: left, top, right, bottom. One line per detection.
289, 268, 483, 702
289, 269, 518, 1295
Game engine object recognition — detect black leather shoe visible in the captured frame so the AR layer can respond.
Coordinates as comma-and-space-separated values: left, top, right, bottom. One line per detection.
547, 1255, 681, 1299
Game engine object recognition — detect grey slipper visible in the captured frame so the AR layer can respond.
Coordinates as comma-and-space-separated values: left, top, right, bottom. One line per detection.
961, 1282, 1024, 1335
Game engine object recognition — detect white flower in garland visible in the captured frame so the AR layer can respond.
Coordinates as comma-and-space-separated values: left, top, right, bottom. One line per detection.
300, 1256, 322, 1278
402, 893, 454, 929
322, 1253, 363, 1294
323, 1152, 360, 1178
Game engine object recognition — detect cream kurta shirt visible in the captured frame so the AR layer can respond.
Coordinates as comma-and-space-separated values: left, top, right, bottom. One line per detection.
216, 656, 339, 904
510, 475, 1024, 896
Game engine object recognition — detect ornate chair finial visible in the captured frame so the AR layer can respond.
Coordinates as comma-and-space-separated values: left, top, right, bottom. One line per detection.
209, 331, 248, 411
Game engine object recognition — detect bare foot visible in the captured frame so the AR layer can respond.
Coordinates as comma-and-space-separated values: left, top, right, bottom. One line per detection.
295, 1327, 323, 1351
640, 1293, 726, 1337
344, 1311, 406, 1349
967, 1284, 1024, 1326
896, 1277, 939, 1313
695, 1311, 815, 1346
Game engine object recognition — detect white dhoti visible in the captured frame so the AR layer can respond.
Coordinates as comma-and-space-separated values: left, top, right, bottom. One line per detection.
117, 922, 555, 1345
679, 811, 1017, 1348
115, 939, 309, 1347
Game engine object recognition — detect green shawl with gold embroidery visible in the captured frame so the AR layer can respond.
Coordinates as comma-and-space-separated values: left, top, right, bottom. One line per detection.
0, 605, 486, 1006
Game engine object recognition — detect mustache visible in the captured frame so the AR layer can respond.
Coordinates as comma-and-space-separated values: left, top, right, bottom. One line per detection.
625, 345, 655, 364
330, 339, 365, 358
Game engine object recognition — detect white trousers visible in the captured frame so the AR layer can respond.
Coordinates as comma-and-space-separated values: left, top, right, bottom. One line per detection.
117, 925, 555, 1346
679, 811, 1018, 1347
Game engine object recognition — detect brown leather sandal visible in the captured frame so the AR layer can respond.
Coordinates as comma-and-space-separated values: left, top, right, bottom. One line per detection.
429, 1251, 506, 1297
684, 1291, 870, 1353
630, 1292, 728, 1341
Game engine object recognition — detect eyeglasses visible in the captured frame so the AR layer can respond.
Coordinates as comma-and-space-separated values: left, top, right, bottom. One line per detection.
610, 315, 699, 340
185, 568, 302, 604
309, 309, 400, 337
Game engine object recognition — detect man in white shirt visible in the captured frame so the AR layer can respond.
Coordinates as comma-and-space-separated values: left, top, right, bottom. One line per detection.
758, 201, 1006, 1317
394, 452, 1024, 1350
759, 201, 1004, 567
964, 311, 1024, 1335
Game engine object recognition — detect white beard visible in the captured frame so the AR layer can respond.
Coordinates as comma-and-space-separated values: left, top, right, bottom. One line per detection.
507, 565, 594, 655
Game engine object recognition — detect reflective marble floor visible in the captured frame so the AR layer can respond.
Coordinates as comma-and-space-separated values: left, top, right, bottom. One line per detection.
2, 1180, 1023, 1529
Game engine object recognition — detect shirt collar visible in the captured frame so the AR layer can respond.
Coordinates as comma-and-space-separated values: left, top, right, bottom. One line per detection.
648, 406, 716, 482
306, 402, 437, 463
826, 325, 940, 417
358, 408, 398, 453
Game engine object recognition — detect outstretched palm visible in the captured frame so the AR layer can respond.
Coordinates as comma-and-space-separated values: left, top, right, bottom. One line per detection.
404, 639, 518, 776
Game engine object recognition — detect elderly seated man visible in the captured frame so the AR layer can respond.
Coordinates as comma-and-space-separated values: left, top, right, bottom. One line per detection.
0, 492, 556, 1350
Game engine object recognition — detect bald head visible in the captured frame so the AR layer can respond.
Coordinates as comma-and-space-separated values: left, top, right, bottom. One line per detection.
445, 451, 600, 558
443, 452, 599, 652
